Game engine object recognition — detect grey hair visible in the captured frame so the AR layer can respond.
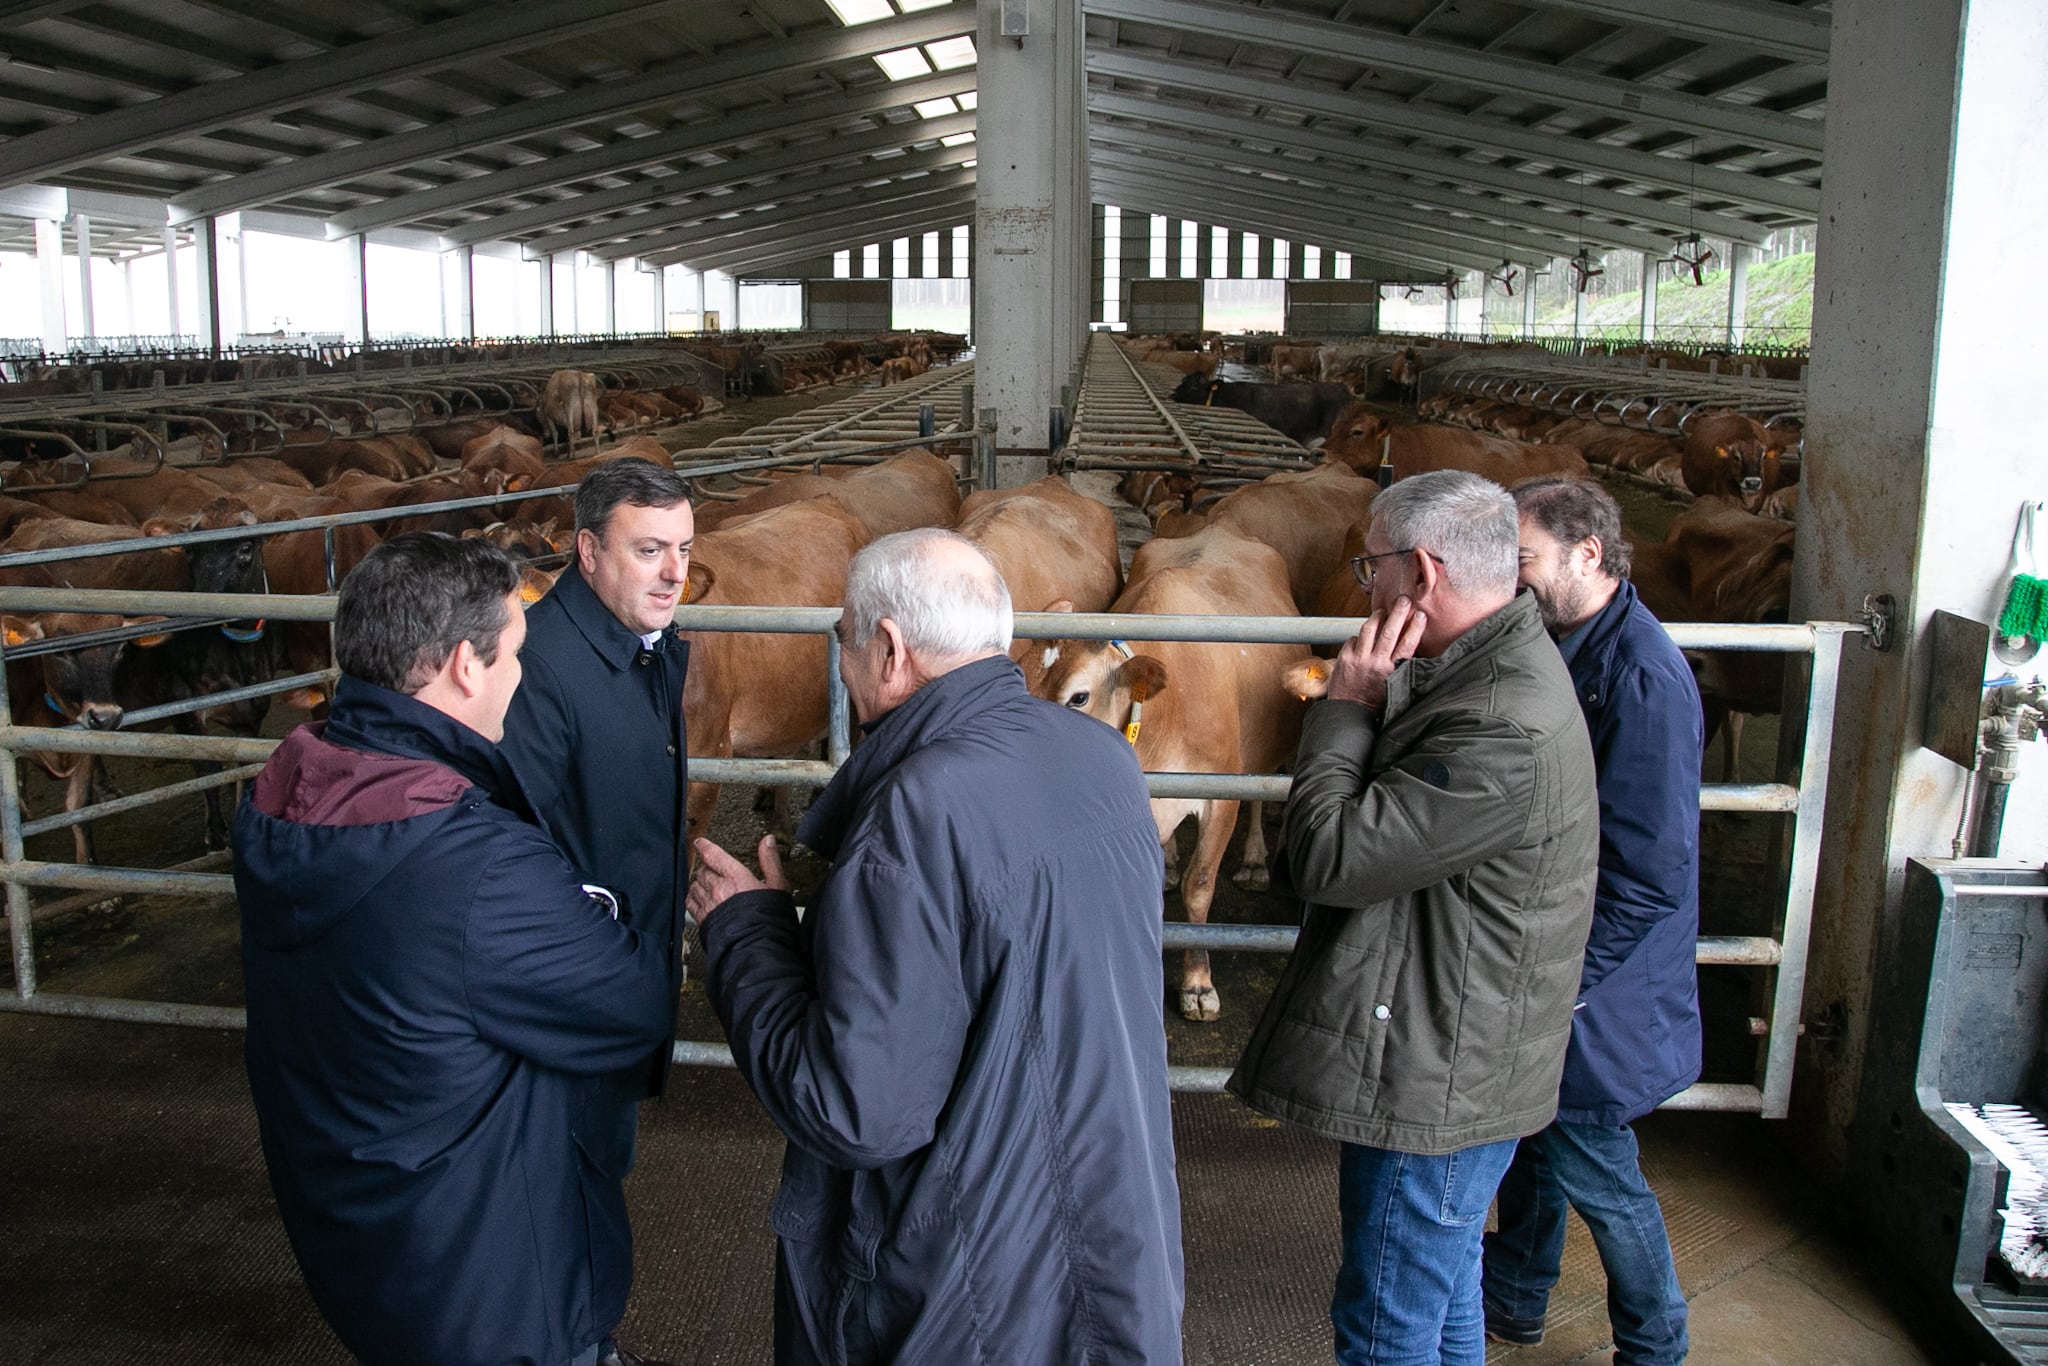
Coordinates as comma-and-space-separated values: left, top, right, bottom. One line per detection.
843, 528, 1013, 659
1371, 470, 1519, 600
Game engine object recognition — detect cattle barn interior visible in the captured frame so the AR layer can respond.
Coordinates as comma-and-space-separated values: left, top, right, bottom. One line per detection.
0, 0, 2041, 1361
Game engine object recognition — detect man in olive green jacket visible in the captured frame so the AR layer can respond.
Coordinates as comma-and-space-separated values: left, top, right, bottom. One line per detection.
1229, 470, 1599, 1366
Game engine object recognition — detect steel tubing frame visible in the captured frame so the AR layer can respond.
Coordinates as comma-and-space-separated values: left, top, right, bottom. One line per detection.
0, 561, 1856, 1110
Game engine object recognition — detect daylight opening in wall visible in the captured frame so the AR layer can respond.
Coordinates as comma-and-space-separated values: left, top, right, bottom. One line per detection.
893, 277, 970, 334
738, 280, 802, 330
1203, 278, 1284, 334
1102, 205, 1122, 325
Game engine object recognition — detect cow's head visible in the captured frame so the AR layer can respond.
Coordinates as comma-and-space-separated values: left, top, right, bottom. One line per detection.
1169, 372, 1218, 405
183, 500, 267, 597
1320, 404, 1390, 472
1036, 639, 1168, 740
5, 611, 150, 732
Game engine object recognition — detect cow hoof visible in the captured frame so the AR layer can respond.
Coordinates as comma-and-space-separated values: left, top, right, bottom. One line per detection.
1178, 988, 1221, 1023
1232, 864, 1270, 891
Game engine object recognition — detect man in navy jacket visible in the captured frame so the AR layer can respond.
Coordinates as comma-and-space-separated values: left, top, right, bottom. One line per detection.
236, 533, 675, 1366
1482, 478, 1703, 1364
500, 458, 694, 1366
688, 529, 1185, 1366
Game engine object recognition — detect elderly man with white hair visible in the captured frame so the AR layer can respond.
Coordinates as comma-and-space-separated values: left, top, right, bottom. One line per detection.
1229, 470, 1601, 1366
687, 527, 1186, 1366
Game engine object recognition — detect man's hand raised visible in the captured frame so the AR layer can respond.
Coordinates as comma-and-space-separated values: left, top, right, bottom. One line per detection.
1325, 596, 1427, 711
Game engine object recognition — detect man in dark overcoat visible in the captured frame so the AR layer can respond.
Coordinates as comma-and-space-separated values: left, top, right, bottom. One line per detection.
688, 528, 1186, 1366
500, 457, 695, 1366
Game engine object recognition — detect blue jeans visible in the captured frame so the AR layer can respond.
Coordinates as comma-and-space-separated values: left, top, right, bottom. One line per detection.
1481, 1119, 1688, 1364
1333, 1137, 1519, 1366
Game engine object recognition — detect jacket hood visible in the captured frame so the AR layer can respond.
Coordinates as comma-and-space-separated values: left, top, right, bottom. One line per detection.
233, 675, 516, 951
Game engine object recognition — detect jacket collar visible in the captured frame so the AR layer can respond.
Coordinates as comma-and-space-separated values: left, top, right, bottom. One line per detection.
546, 561, 678, 673
1558, 578, 1636, 676
1384, 589, 1545, 723
797, 653, 1020, 860
322, 673, 533, 819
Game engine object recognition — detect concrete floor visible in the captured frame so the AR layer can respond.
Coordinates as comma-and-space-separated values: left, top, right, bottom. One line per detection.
0, 886, 1961, 1366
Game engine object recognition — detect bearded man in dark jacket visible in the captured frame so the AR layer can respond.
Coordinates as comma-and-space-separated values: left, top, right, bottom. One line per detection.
1230, 470, 1599, 1366
1480, 477, 1703, 1364
688, 528, 1185, 1366
235, 533, 676, 1366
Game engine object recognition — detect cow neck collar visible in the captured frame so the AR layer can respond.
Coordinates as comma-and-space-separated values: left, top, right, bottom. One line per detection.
1383, 589, 1543, 724
548, 562, 676, 673
796, 653, 1019, 861
321, 674, 533, 820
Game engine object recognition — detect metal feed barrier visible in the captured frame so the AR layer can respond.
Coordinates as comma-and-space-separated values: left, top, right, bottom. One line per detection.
0, 522, 1857, 1109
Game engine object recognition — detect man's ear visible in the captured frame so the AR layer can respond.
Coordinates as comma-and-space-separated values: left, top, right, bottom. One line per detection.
575, 527, 600, 575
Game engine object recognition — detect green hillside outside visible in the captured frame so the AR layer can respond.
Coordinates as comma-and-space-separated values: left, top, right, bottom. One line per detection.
1499, 251, 1815, 347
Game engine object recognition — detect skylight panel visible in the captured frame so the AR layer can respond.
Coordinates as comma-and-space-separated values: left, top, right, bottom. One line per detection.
896, 0, 952, 10
914, 97, 959, 118
924, 35, 977, 70
940, 132, 975, 147
956, 90, 977, 110
874, 46, 935, 79
825, 0, 893, 24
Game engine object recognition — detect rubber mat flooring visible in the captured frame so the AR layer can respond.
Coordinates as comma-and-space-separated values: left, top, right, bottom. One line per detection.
0, 891, 1958, 1366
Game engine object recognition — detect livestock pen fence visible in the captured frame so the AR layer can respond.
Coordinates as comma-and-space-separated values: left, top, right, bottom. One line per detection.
0, 483, 1858, 1114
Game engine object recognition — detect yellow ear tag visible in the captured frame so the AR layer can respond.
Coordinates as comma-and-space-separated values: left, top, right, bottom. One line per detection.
1123, 719, 1142, 745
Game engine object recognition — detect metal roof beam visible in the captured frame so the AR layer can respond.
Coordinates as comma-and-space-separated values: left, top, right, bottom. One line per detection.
1536, 0, 1829, 64
576, 146, 980, 262
0, 0, 681, 190
585, 166, 976, 265
1086, 0, 1822, 154
1090, 92, 1764, 246
441, 111, 977, 250
1093, 175, 1488, 280
1091, 167, 1512, 276
166, 3, 977, 225
1086, 48, 1819, 218
323, 68, 978, 239
1092, 151, 1551, 271
677, 196, 975, 274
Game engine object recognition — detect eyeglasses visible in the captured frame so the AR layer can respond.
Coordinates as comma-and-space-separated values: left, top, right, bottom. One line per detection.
1350, 548, 1445, 589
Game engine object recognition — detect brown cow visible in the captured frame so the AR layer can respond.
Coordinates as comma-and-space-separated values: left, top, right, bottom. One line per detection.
1141, 348, 1219, 379
1321, 405, 1589, 485
1035, 526, 1304, 1022
1625, 495, 1796, 777
678, 499, 873, 842
1194, 464, 1380, 614
956, 477, 1122, 691
460, 425, 546, 490
540, 370, 602, 453
1269, 344, 1320, 382
1680, 408, 1794, 509
3, 607, 135, 864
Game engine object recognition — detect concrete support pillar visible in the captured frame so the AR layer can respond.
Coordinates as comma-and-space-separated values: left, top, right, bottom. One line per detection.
1522, 269, 1538, 338
1571, 277, 1586, 341
1789, 0, 2048, 1185
120, 256, 133, 338
458, 246, 475, 342
654, 264, 668, 334
569, 256, 583, 336
162, 224, 181, 341
1444, 279, 1456, 335
1727, 241, 1750, 347
1640, 250, 1660, 342
72, 213, 93, 340
192, 215, 222, 354
974, 0, 1086, 484
539, 253, 556, 336
344, 233, 369, 349
34, 217, 64, 355
605, 258, 620, 334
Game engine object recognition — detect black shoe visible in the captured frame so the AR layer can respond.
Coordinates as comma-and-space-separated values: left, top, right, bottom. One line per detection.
1483, 1310, 1545, 1346
599, 1346, 677, 1366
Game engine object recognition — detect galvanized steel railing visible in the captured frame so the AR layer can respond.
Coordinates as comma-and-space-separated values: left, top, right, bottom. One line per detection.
0, 554, 1855, 1112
